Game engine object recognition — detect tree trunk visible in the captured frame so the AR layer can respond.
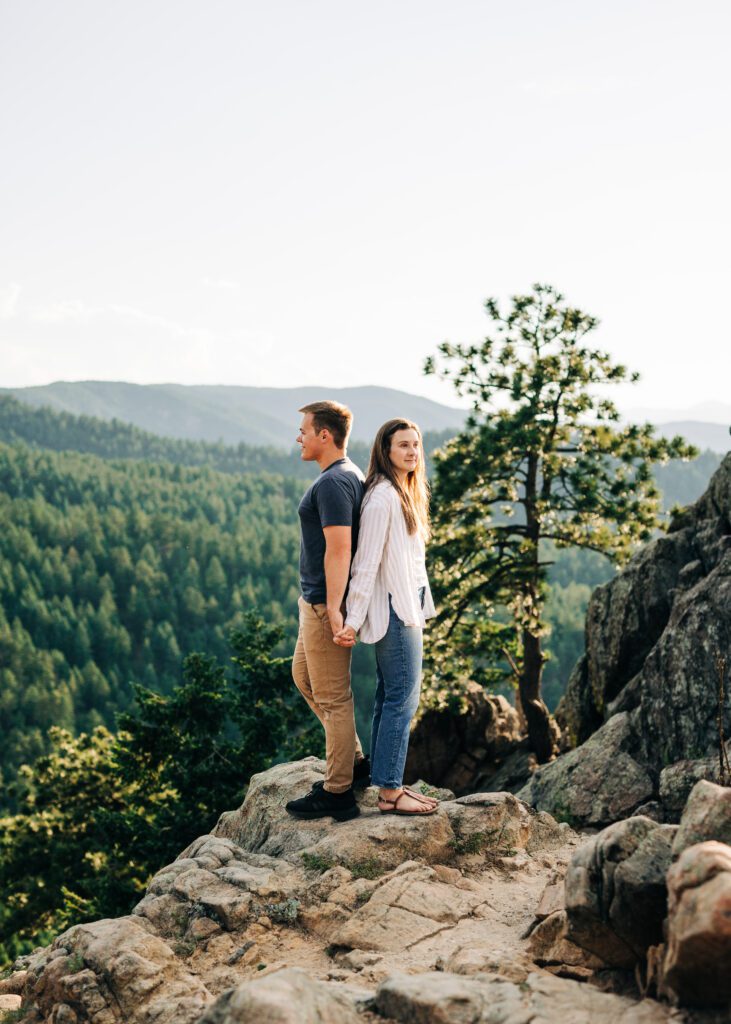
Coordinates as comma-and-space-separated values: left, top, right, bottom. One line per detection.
521, 452, 555, 763
520, 628, 554, 763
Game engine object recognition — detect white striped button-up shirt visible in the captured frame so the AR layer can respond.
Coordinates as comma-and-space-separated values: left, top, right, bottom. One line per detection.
345, 479, 436, 643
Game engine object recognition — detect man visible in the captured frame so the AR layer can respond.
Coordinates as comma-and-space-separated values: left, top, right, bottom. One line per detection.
286, 400, 369, 821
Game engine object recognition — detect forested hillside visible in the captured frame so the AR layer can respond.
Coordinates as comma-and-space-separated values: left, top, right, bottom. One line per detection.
0, 400, 722, 809
0, 395, 452, 481
0, 442, 310, 807
1, 381, 467, 446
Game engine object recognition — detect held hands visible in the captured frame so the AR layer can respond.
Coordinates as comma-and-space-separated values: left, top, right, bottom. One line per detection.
327, 604, 356, 647
333, 623, 357, 647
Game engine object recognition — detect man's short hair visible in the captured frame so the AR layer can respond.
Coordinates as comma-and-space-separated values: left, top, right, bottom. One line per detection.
299, 401, 353, 449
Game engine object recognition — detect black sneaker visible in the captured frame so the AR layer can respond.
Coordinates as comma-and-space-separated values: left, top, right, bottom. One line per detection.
311, 756, 371, 795
285, 785, 360, 821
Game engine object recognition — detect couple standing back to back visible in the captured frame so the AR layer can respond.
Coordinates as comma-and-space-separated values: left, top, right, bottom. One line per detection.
286, 400, 439, 822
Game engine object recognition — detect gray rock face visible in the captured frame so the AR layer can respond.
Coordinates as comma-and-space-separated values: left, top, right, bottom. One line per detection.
133, 835, 302, 939
659, 759, 726, 818
527, 454, 731, 827
662, 841, 731, 1007
331, 862, 486, 953
19, 916, 212, 1024
520, 713, 654, 828
197, 967, 361, 1024
375, 969, 675, 1023
671, 779, 731, 856
564, 816, 676, 968
213, 758, 567, 871
404, 683, 524, 794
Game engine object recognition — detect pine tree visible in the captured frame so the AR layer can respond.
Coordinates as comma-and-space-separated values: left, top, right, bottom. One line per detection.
425, 283, 698, 761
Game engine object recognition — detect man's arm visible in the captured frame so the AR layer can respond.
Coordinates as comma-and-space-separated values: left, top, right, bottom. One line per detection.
323, 525, 351, 635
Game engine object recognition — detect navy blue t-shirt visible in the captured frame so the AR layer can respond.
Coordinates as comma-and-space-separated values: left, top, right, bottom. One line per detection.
298, 457, 365, 605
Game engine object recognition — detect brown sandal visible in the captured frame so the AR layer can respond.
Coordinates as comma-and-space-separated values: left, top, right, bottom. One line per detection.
378, 789, 438, 816
403, 786, 438, 806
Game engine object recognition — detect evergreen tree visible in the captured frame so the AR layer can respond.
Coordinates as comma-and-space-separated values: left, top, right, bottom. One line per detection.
0, 615, 323, 965
424, 283, 698, 761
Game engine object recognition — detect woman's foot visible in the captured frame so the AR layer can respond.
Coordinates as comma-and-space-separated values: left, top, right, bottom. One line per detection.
378, 787, 438, 815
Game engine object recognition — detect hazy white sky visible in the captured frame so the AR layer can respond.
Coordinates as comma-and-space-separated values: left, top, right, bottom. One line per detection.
1, 0, 729, 413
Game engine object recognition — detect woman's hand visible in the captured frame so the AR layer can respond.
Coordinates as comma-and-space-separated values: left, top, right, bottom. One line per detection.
334, 625, 357, 647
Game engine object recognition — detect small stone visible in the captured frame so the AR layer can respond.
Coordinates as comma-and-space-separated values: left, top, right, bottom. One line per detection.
432, 864, 462, 884
187, 917, 221, 940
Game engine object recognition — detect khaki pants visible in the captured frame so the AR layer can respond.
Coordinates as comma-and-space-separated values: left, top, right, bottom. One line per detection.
292, 596, 363, 793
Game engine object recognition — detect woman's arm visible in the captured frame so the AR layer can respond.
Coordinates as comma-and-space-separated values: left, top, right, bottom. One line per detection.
343, 486, 392, 633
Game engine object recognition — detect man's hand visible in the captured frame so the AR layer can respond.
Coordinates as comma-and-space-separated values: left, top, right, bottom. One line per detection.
327, 605, 344, 636
334, 625, 357, 647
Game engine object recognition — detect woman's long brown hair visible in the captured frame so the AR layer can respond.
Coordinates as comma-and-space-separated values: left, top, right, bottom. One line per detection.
364, 419, 431, 539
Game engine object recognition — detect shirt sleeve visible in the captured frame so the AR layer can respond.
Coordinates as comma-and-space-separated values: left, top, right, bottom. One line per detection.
315, 476, 355, 528
345, 486, 392, 632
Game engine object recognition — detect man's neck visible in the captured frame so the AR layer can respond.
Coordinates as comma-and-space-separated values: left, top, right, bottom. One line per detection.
317, 449, 347, 472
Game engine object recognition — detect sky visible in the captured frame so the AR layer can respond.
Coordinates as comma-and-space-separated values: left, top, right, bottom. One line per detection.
1, 0, 730, 418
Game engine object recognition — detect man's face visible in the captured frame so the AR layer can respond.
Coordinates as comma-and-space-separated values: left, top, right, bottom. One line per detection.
296, 413, 321, 461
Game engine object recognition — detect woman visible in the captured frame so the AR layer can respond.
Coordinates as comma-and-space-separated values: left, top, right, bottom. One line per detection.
334, 419, 438, 815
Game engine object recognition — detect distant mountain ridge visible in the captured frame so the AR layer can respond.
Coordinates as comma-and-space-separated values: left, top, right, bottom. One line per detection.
4, 382, 728, 452
0, 382, 468, 447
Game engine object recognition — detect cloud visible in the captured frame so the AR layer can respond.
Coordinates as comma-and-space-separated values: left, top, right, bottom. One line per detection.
34, 299, 97, 323
0, 283, 20, 319
201, 277, 241, 292
32, 298, 211, 344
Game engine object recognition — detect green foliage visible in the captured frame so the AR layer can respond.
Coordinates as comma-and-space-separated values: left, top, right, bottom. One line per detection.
0, 394, 454, 483
347, 858, 386, 881
0, 617, 322, 966
449, 831, 490, 856
300, 852, 336, 873
0, 440, 305, 810
424, 284, 698, 754
262, 899, 300, 924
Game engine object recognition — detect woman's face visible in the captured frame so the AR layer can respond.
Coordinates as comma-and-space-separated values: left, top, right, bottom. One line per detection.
388, 427, 420, 476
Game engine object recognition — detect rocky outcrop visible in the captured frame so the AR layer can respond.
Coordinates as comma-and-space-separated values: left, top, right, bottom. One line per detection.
17, 760, 730, 1023
561, 780, 731, 1013
9, 759, 588, 1024
374, 969, 677, 1023
17, 916, 213, 1024
197, 967, 363, 1023
662, 841, 731, 1007
213, 757, 567, 871
564, 816, 676, 967
523, 453, 731, 827
404, 683, 525, 794
671, 779, 731, 855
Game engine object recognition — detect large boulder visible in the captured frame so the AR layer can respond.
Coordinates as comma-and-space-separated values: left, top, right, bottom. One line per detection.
519, 713, 654, 828
375, 969, 675, 1023
526, 454, 731, 827
213, 758, 568, 872
662, 841, 731, 1007
133, 835, 304, 939
18, 916, 213, 1024
404, 684, 524, 795
197, 967, 362, 1023
671, 779, 731, 856
564, 816, 676, 968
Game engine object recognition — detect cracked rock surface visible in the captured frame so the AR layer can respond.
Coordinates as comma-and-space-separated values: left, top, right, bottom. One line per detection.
522, 453, 731, 828
11, 760, 725, 1024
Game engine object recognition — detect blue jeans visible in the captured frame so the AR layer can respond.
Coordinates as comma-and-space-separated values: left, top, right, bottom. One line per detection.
370, 590, 424, 789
